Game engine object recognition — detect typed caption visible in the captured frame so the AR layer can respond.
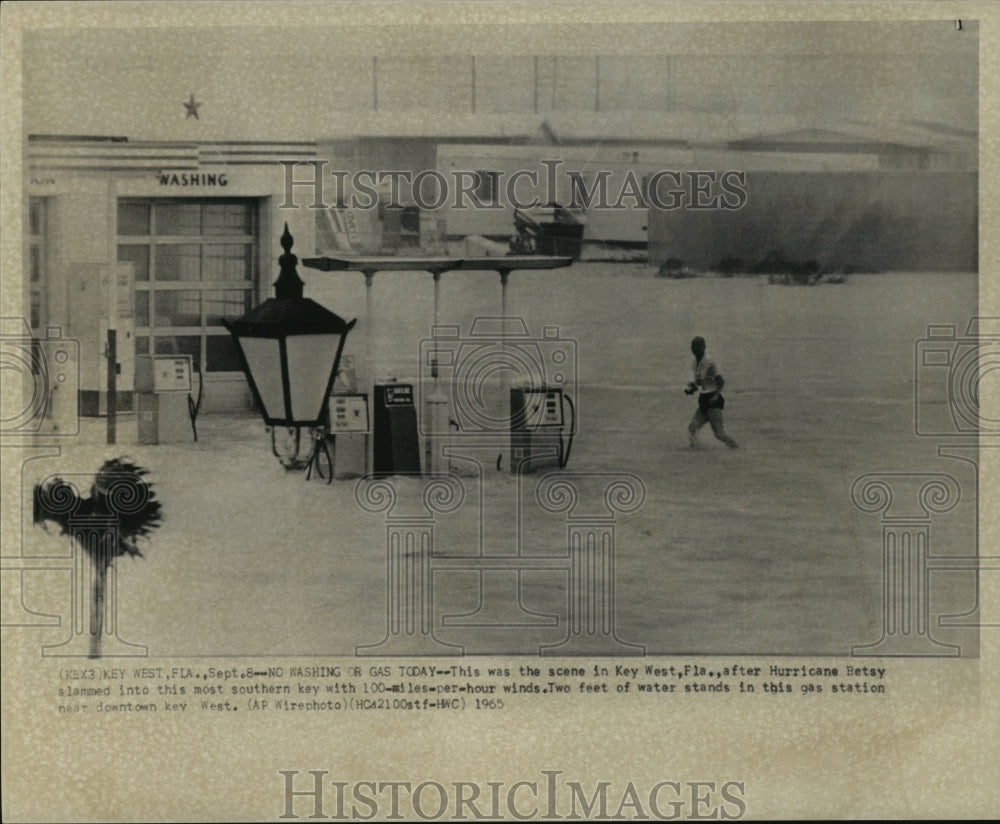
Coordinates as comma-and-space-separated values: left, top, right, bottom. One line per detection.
53, 660, 888, 715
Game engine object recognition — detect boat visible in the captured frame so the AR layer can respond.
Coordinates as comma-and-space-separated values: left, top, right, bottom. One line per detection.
509, 203, 586, 259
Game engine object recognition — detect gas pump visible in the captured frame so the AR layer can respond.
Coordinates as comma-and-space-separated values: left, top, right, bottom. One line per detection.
509, 384, 575, 473
373, 381, 421, 476
66, 262, 134, 416
135, 354, 195, 444
110, 263, 136, 406
322, 392, 370, 480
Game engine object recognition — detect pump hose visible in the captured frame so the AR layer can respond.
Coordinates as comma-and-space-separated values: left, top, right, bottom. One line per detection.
559, 393, 575, 468
187, 363, 204, 442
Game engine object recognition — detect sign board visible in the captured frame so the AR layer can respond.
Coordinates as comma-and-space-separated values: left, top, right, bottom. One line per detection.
379, 384, 413, 405
154, 356, 192, 392
136, 354, 193, 393
328, 393, 369, 433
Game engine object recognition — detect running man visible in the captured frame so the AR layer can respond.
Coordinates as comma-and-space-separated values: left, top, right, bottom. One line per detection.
685, 336, 739, 449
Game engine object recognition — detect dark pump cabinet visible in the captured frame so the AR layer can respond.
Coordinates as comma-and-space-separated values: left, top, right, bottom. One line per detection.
373, 383, 421, 475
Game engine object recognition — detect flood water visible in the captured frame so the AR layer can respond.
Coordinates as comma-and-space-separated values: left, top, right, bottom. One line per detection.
20, 266, 981, 657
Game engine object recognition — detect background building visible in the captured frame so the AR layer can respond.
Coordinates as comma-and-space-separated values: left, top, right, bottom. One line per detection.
20, 21, 978, 415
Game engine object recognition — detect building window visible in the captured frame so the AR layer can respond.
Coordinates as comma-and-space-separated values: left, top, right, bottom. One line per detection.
117, 199, 258, 373
28, 198, 47, 330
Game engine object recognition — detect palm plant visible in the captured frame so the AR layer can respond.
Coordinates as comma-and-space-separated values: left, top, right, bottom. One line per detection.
34, 458, 162, 658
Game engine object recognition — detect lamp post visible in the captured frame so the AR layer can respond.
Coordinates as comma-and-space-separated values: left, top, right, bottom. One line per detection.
224, 224, 356, 468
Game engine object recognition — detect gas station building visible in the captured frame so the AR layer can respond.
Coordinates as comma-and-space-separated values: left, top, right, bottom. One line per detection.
25, 136, 327, 417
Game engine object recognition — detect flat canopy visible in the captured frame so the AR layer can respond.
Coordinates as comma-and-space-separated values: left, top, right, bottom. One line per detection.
301, 255, 573, 273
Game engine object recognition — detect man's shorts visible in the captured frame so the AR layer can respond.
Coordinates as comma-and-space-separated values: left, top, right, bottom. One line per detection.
698, 392, 725, 414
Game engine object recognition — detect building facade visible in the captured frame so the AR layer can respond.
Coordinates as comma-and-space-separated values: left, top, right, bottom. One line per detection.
26, 136, 323, 414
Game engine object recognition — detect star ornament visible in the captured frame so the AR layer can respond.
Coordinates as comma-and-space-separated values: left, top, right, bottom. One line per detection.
183, 93, 202, 120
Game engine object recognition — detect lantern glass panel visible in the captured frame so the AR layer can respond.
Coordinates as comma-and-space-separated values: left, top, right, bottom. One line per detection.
239, 336, 284, 420
286, 333, 342, 422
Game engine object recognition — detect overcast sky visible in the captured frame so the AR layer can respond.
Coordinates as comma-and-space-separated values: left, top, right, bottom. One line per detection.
21, 20, 977, 142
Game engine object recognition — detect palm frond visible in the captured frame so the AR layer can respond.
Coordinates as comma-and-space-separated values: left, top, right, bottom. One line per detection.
33, 458, 163, 561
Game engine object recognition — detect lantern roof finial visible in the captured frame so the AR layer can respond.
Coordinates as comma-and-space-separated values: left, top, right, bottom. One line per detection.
274, 223, 304, 300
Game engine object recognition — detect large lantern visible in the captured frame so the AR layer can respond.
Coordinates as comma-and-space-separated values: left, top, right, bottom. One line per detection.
223, 225, 356, 429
